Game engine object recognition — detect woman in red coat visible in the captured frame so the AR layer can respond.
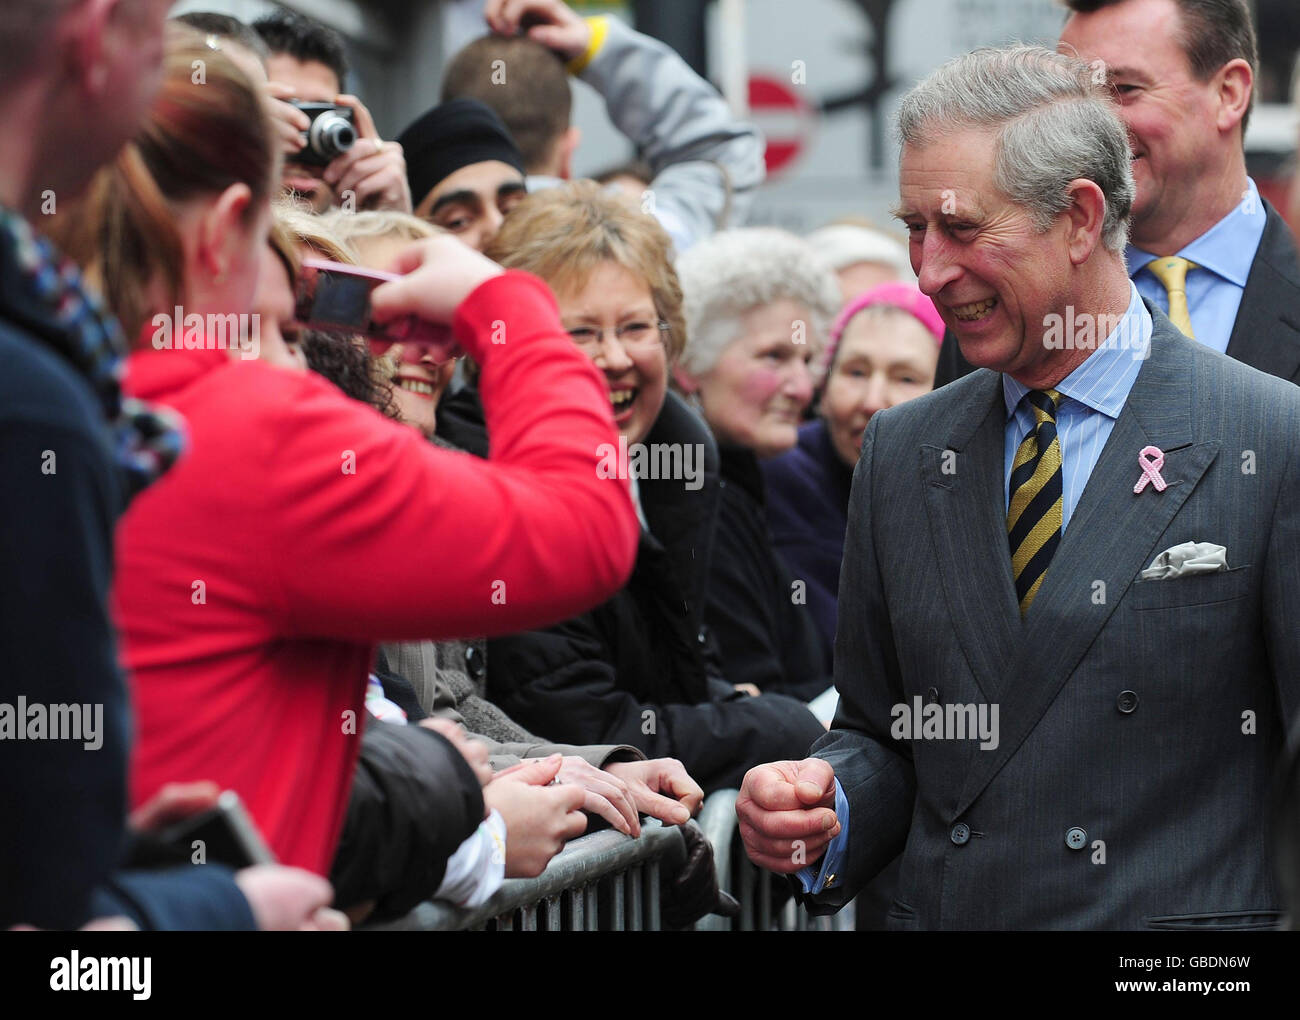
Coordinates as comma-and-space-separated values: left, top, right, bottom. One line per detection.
71, 39, 637, 875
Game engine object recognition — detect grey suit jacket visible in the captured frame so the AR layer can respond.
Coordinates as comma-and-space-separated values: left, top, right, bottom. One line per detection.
810, 309, 1300, 929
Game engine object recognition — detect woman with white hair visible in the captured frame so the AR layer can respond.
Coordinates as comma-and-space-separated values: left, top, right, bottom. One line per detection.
675, 227, 841, 702
806, 221, 914, 307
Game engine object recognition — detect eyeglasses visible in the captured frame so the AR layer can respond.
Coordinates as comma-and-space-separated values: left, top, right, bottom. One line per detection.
566, 320, 670, 353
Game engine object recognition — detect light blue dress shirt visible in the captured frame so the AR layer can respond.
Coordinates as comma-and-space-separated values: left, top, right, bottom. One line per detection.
1003, 284, 1152, 528
1129, 177, 1267, 355
800, 285, 1152, 896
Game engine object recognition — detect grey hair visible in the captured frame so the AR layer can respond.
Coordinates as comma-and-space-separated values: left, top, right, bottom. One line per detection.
896, 45, 1135, 253
676, 227, 841, 377
805, 223, 913, 279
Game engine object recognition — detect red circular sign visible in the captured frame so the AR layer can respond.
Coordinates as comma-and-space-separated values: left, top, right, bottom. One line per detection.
748, 74, 814, 177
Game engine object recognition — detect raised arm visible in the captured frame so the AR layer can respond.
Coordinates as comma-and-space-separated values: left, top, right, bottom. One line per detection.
267, 237, 640, 642
488, 0, 766, 251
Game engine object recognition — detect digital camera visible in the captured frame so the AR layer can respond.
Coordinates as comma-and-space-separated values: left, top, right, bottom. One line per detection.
288, 101, 356, 166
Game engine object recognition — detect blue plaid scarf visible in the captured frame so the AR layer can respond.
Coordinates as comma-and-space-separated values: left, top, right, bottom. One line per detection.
0, 206, 184, 500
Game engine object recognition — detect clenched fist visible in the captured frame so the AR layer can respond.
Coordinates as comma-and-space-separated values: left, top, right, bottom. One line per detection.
735, 758, 840, 874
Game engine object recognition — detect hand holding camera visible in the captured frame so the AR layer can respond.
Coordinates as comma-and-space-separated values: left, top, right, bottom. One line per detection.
266, 83, 411, 213
294, 236, 507, 365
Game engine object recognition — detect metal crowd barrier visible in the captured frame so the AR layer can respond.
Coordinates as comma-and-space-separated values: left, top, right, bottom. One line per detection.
695, 788, 854, 931
367, 792, 852, 931
366, 817, 686, 931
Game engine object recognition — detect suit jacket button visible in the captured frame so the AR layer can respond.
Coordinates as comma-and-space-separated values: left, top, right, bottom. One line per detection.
465, 644, 486, 681
950, 823, 971, 846
1116, 690, 1138, 714
1066, 827, 1087, 850
926, 686, 941, 704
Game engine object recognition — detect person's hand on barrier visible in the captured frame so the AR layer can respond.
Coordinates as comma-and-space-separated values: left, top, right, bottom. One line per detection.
128, 780, 222, 833
370, 235, 503, 327
483, 755, 588, 877
323, 94, 412, 213
605, 758, 703, 827
548, 755, 640, 837
234, 865, 350, 931
484, 0, 591, 62
418, 717, 494, 788
736, 759, 840, 874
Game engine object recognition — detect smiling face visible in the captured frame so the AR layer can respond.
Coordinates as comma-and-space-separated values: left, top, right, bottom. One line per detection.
554, 261, 668, 447
897, 127, 1084, 384
822, 309, 937, 467
689, 299, 817, 458
1058, 0, 1234, 249
387, 346, 454, 438
413, 160, 527, 253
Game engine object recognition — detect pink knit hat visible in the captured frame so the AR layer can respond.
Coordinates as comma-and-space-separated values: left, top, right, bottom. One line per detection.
828, 282, 945, 358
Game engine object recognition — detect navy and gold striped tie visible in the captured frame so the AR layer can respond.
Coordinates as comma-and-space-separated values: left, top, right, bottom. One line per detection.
1008, 389, 1063, 615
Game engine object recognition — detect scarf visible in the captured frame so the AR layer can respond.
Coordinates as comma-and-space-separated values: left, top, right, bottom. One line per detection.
0, 206, 184, 500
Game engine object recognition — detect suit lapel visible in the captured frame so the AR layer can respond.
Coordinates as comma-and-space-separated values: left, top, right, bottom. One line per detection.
920, 370, 1020, 702
953, 320, 1220, 817
1223, 202, 1300, 384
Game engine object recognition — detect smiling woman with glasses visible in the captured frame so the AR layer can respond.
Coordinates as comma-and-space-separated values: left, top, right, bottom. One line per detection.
566, 319, 671, 351
477, 180, 826, 794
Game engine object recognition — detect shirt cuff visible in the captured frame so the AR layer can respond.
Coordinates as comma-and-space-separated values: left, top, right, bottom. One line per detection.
435, 809, 507, 909
794, 779, 849, 895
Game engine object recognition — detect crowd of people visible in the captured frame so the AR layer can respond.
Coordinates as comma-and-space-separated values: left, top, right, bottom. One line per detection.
2, 0, 1298, 932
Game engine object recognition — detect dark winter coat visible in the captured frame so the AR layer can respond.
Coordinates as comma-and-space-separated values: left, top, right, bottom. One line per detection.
486, 392, 825, 793
760, 419, 854, 670
330, 718, 484, 922
706, 442, 832, 701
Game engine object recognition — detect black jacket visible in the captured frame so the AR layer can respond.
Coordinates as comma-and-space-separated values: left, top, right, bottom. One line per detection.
330, 718, 484, 922
0, 221, 253, 931
705, 443, 831, 702
486, 392, 824, 793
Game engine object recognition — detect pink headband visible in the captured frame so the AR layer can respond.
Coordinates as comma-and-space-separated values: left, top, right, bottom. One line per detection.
829, 282, 945, 352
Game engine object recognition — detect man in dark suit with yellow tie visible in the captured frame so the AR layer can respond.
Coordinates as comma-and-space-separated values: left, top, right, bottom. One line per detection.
932, 0, 1300, 386
736, 44, 1300, 929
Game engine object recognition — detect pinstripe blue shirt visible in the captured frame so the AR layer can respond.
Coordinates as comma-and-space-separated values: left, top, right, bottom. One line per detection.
1003, 284, 1152, 533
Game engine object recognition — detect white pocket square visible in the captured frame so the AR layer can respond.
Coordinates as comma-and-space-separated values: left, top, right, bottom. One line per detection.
1139, 541, 1229, 581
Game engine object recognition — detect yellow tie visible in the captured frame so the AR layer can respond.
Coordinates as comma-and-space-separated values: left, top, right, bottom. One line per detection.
1008, 389, 1063, 616
1146, 257, 1197, 338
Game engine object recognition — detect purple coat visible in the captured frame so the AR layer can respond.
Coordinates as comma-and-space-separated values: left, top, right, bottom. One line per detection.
760, 420, 854, 667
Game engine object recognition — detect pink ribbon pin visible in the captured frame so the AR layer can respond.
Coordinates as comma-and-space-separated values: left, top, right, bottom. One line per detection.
1133, 445, 1167, 494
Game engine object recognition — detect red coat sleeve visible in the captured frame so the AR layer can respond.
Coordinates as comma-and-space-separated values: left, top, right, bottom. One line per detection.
261, 270, 639, 641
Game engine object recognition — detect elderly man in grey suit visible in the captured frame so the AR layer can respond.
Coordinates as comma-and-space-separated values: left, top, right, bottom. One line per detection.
736, 44, 1300, 930
934, 0, 1300, 387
